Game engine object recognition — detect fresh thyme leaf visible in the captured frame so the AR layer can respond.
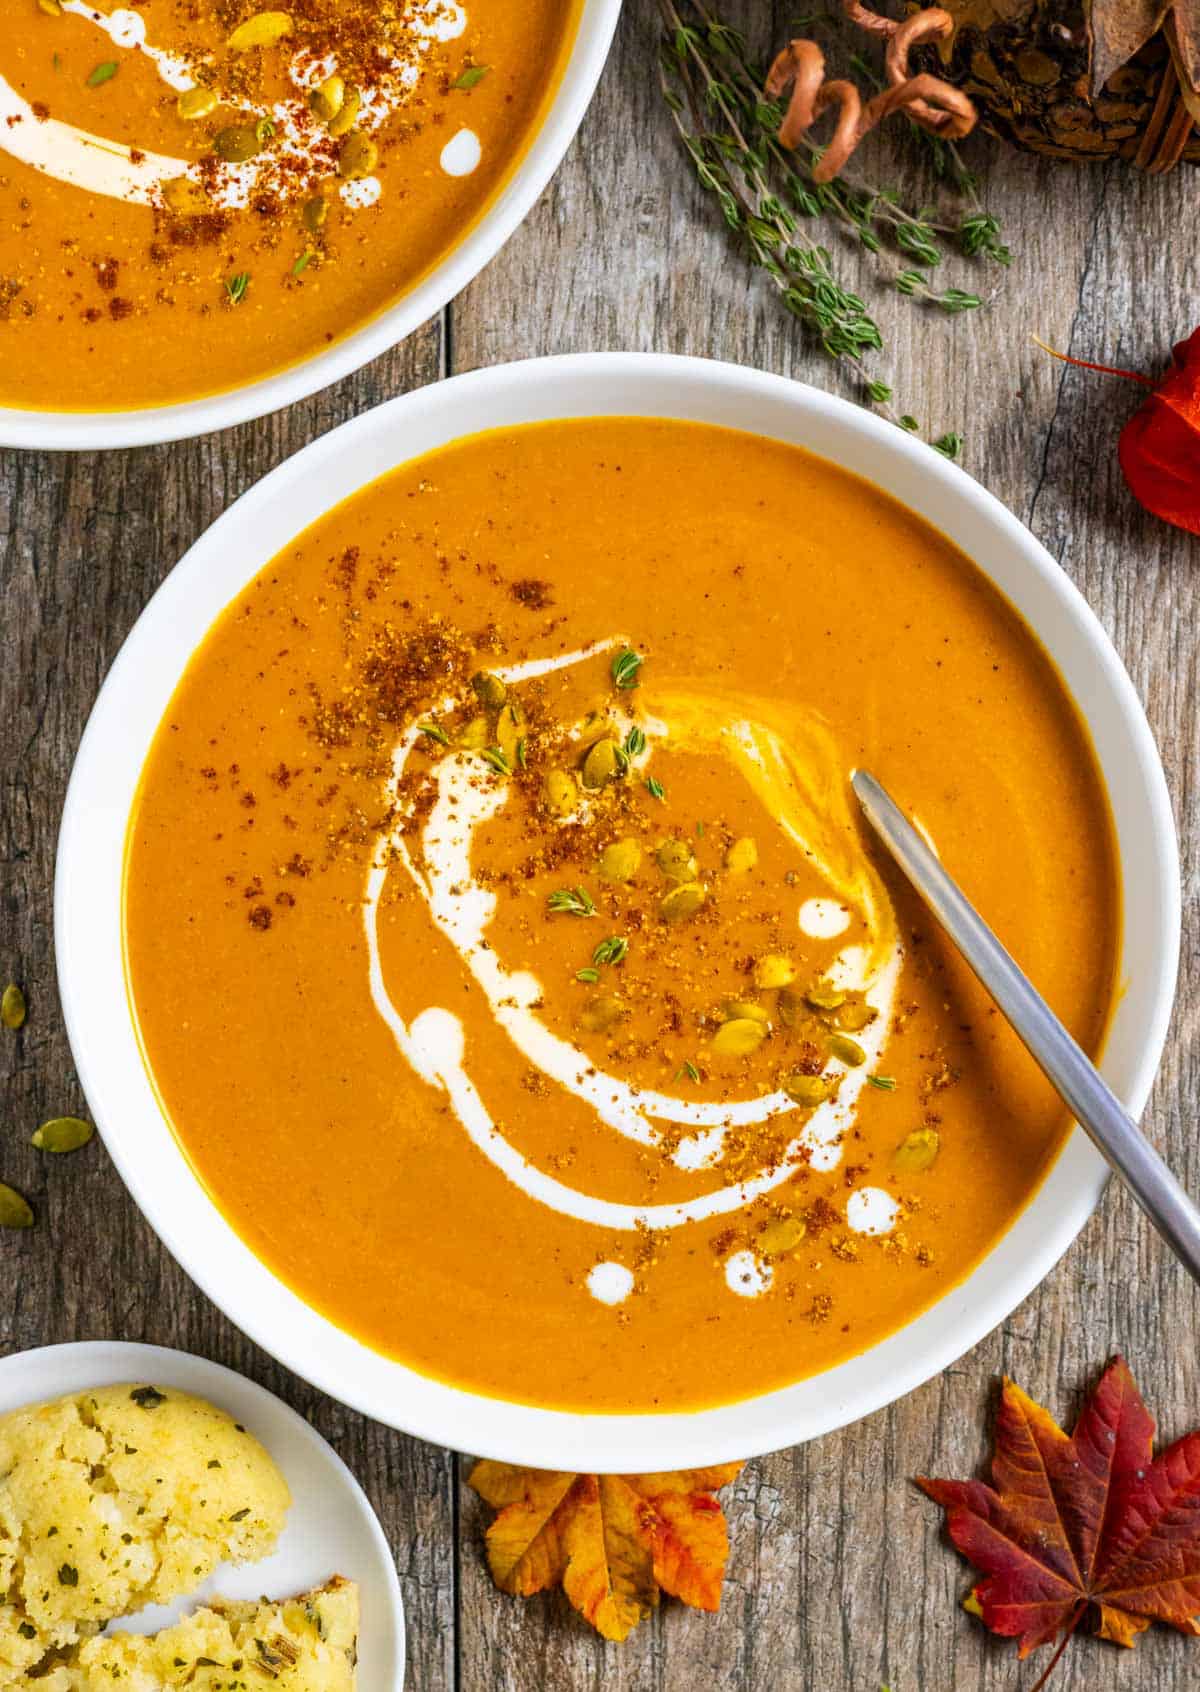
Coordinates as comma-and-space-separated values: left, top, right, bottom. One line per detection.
899, 415, 919, 432
611, 647, 643, 690
292, 251, 314, 277
516, 737, 528, 769
480, 746, 511, 775
867, 1074, 897, 1091
454, 64, 491, 89
645, 776, 666, 801
416, 723, 450, 746
87, 61, 118, 87
695, 821, 705, 837
933, 433, 963, 461
548, 887, 596, 917
592, 936, 629, 968
675, 1059, 702, 1083
576, 967, 601, 984
624, 725, 647, 758
225, 271, 250, 305
867, 380, 892, 405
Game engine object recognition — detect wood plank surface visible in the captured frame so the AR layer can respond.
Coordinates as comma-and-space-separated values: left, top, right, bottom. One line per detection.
3, 1, 1199, 1688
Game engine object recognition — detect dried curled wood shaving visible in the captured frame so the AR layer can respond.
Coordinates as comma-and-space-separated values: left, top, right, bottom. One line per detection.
767, 3, 976, 182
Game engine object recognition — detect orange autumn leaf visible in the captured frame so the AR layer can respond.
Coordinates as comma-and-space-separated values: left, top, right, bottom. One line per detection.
468, 1460, 743, 1641
920, 1356, 1200, 1686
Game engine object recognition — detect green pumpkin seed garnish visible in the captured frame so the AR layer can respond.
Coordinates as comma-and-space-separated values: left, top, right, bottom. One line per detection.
832, 998, 877, 1032
32, 1117, 94, 1154
213, 124, 262, 163
0, 1182, 33, 1229
759, 1214, 807, 1255
723, 836, 758, 874
753, 953, 795, 990
805, 981, 847, 1012
659, 881, 706, 924
597, 837, 642, 883
302, 194, 329, 234
722, 999, 769, 1028
337, 134, 378, 180
581, 737, 622, 790
309, 73, 346, 123
578, 993, 629, 1034
177, 86, 218, 121
893, 1127, 940, 1173
710, 1017, 766, 1057
543, 768, 576, 816
471, 671, 507, 708
656, 838, 697, 882
2, 984, 26, 1031
495, 702, 523, 762
781, 1071, 833, 1108
326, 85, 362, 138
226, 10, 293, 50
827, 1033, 866, 1068
458, 715, 490, 751
38, 0, 64, 15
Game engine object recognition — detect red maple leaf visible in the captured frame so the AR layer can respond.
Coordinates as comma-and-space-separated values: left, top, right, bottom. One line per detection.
919, 1357, 1200, 1686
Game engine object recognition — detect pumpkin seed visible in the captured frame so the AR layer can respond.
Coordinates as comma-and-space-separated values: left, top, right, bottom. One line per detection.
302, 194, 328, 234
776, 985, 805, 1029
781, 1071, 833, 1107
309, 74, 346, 123
227, 10, 293, 50
753, 953, 795, 990
471, 670, 507, 708
828, 1033, 866, 1067
759, 1215, 807, 1255
543, 768, 576, 816
722, 999, 769, 1028
37, 0, 64, 15
161, 176, 209, 215
32, 1117, 94, 1154
656, 838, 697, 882
338, 134, 378, 180
213, 124, 262, 163
710, 1017, 767, 1057
177, 87, 218, 121
832, 998, 877, 1032
578, 993, 629, 1034
723, 836, 758, 874
326, 85, 362, 138
0, 1183, 33, 1229
581, 737, 622, 790
659, 881, 706, 924
2, 984, 26, 1031
598, 838, 642, 883
458, 715, 490, 752
894, 1127, 940, 1173
806, 980, 846, 1011
495, 702, 524, 762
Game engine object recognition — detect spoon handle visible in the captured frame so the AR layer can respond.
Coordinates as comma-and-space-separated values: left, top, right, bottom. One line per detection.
852, 768, 1200, 1287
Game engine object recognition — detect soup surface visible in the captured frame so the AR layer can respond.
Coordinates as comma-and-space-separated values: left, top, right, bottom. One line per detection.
1, 0, 578, 412
124, 419, 1120, 1413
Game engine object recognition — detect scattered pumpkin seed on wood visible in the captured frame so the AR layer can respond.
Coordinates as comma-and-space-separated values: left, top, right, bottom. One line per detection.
32, 1117, 94, 1154
0, 1183, 33, 1229
2, 984, 26, 1030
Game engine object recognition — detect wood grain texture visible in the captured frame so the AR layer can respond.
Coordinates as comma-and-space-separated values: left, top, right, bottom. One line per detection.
3, 1, 1199, 1687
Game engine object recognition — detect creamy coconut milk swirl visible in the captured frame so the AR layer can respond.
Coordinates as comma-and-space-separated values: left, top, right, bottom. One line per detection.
0, 0, 480, 212
363, 640, 908, 1301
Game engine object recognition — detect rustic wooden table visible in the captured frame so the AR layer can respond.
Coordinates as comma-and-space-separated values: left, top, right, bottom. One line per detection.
2, 3, 1198, 1687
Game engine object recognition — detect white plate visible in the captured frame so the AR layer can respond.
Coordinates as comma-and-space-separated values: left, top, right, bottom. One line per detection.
0, 0, 622, 451
0, 1341, 405, 1688
55, 352, 1180, 1471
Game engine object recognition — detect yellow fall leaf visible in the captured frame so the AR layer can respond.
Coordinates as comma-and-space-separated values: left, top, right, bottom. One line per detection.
469, 1461, 743, 1642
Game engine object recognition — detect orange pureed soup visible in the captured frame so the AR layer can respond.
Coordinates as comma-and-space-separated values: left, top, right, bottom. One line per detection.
1, 1, 578, 412
124, 420, 1120, 1413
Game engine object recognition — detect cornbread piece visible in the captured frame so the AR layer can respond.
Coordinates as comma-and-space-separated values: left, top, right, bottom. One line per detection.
0, 1384, 290, 1678
43, 1578, 359, 1692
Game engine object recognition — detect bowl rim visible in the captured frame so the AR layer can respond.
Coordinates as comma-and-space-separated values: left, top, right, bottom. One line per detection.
55, 351, 1181, 1468
0, 0, 622, 453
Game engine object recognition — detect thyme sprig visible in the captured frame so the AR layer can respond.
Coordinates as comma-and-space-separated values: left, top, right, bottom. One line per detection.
657, 0, 1010, 445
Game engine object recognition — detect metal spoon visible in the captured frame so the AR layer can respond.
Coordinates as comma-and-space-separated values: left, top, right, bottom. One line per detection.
851, 768, 1200, 1286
